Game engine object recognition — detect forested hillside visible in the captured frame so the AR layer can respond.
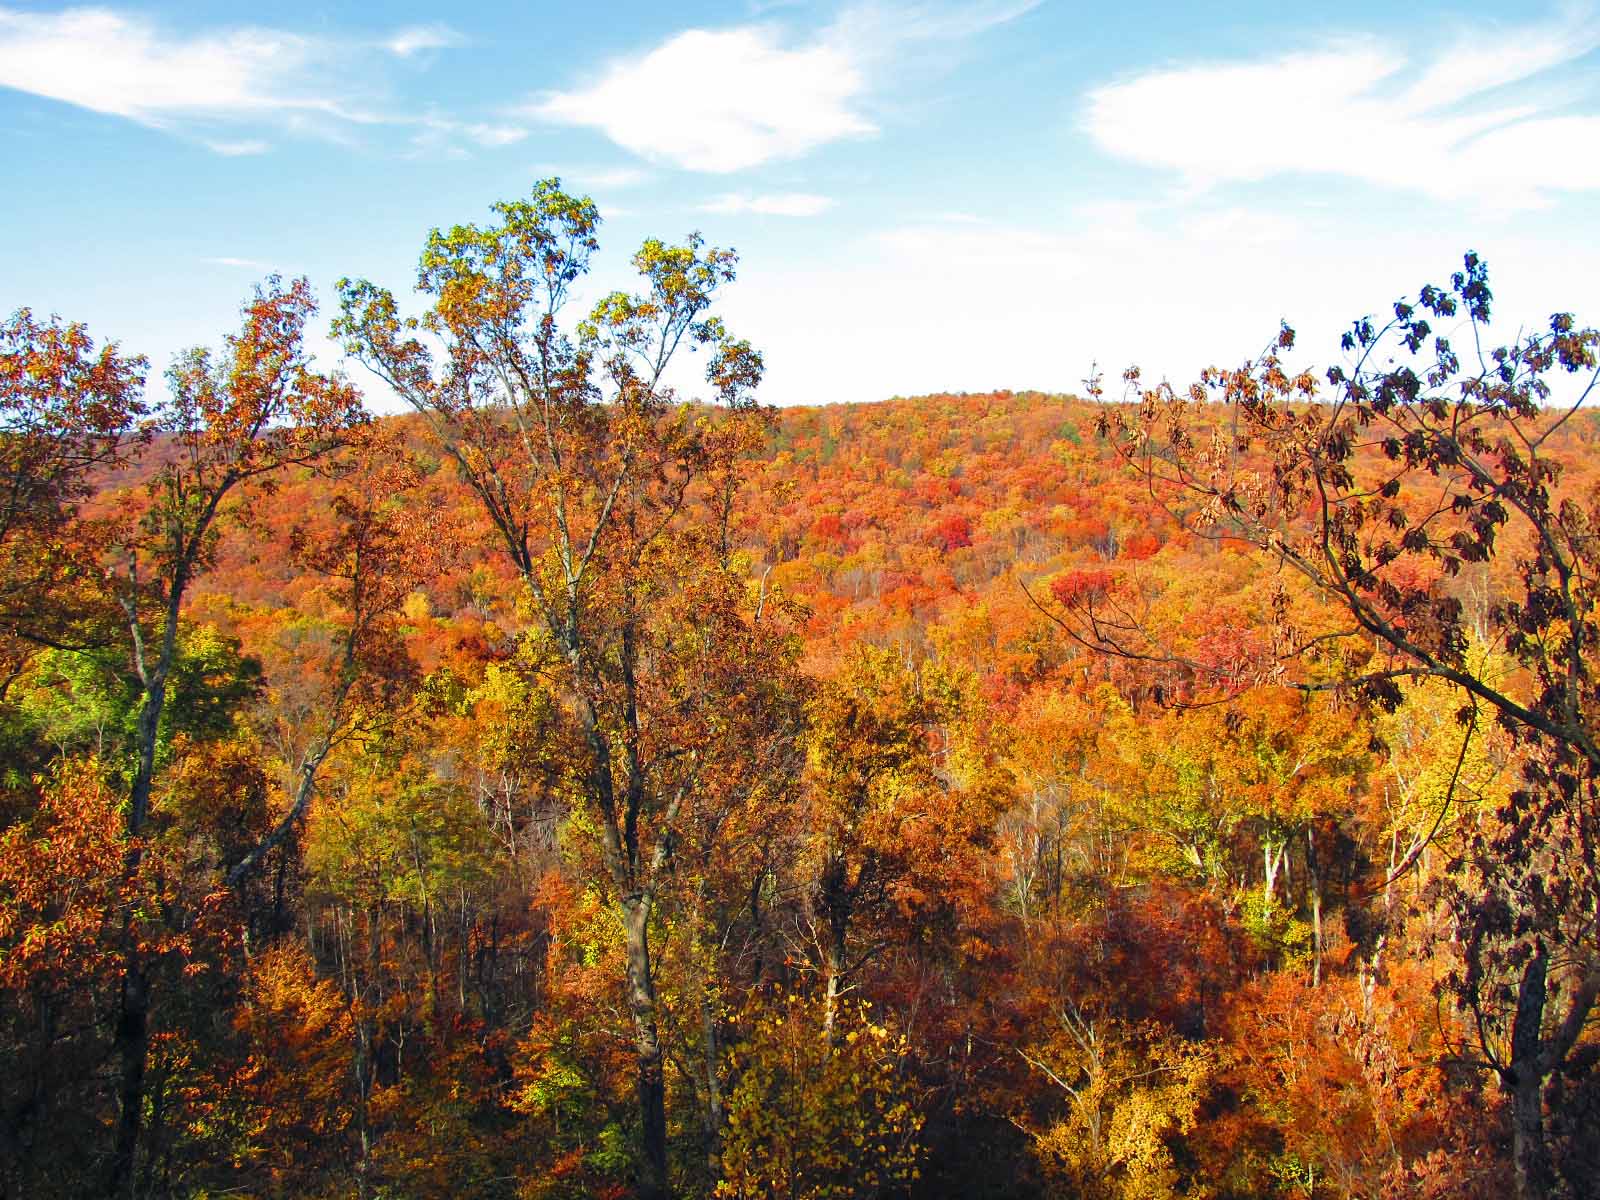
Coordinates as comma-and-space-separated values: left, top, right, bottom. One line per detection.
3, 189, 1599, 1200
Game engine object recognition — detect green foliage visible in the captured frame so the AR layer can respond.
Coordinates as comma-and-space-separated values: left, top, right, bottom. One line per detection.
14, 622, 260, 783
511, 1014, 638, 1200
1238, 892, 1313, 964
305, 739, 495, 910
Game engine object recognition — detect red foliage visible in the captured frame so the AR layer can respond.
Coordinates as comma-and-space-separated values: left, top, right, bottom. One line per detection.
811, 512, 848, 543
1121, 531, 1160, 560
1050, 567, 1117, 608
926, 513, 974, 552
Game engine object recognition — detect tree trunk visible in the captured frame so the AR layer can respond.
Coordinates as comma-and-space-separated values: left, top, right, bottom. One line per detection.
1307, 828, 1323, 988
702, 992, 724, 1180
1262, 834, 1287, 907
128, 687, 163, 835
108, 583, 181, 1197
1507, 947, 1554, 1200
1510, 1070, 1553, 1200
691, 883, 725, 1181
823, 940, 845, 1041
109, 687, 161, 1197
354, 904, 382, 1200
107, 950, 149, 1199
819, 853, 851, 1042
107, 702, 163, 1199
622, 896, 670, 1199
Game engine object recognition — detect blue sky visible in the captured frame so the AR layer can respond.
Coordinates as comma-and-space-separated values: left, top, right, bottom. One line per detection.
4, 1, 1599, 409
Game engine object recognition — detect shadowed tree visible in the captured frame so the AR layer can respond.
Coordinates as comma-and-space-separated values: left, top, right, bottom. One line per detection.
1092, 254, 1600, 1200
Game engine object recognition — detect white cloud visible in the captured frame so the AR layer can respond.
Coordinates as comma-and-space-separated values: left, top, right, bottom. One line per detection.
0, 7, 337, 122
1083, 11, 1600, 210
531, 26, 873, 172
201, 256, 270, 269
701, 191, 835, 216
529, 2, 1039, 171
384, 24, 463, 58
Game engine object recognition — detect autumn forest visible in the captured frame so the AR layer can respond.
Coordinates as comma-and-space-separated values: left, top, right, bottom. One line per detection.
4, 184, 1600, 1200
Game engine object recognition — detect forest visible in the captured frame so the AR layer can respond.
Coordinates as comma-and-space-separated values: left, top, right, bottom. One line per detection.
3, 183, 1599, 1200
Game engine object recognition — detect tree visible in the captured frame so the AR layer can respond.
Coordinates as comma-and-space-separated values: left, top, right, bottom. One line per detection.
799, 646, 1009, 1036
1094, 254, 1600, 1199
15, 623, 261, 785
334, 179, 770, 1197
715, 998, 923, 1200
102, 276, 366, 1196
1218, 960, 1498, 1199
0, 309, 145, 674
191, 944, 360, 1198
0, 763, 137, 1196
1020, 1011, 1211, 1200
225, 438, 441, 895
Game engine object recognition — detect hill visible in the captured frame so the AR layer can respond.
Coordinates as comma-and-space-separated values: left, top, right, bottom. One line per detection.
6, 330, 1600, 1197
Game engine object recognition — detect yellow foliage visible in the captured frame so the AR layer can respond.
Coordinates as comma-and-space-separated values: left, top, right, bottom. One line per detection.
716, 999, 924, 1199
1024, 1013, 1215, 1200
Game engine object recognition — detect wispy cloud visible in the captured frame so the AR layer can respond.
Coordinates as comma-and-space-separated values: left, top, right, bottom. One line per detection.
827, 0, 1043, 51
384, 24, 464, 58
201, 255, 270, 269
0, 7, 331, 123
701, 192, 835, 216
462, 122, 527, 147
529, 1, 1038, 172
404, 114, 528, 158
204, 139, 271, 157
0, 7, 489, 155
534, 164, 652, 190
1083, 9, 1600, 209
